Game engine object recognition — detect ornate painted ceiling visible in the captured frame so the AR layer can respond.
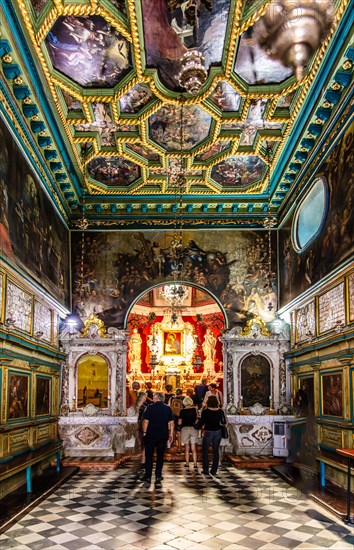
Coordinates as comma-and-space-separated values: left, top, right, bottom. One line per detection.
0, 0, 353, 228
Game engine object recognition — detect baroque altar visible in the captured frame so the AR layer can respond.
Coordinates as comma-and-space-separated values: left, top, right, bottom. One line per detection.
58, 315, 133, 457
222, 317, 293, 456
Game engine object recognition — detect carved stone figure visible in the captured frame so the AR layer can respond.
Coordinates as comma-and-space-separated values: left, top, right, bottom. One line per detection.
202, 328, 216, 362
128, 328, 142, 363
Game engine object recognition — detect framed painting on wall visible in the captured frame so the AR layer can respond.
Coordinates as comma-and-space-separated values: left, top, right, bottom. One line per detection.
299, 375, 315, 415
241, 354, 271, 408
35, 376, 51, 416
8, 372, 30, 420
321, 372, 343, 417
163, 331, 182, 355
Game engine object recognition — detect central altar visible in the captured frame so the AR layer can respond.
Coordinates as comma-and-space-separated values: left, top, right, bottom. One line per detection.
128, 311, 220, 391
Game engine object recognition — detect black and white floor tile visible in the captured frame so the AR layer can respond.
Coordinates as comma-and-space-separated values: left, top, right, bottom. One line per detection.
0, 463, 353, 549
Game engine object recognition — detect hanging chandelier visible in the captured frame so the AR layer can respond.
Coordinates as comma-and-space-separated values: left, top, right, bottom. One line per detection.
160, 284, 189, 306
254, 0, 334, 81
178, 50, 207, 95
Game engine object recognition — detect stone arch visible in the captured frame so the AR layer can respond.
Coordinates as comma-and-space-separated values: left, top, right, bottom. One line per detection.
123, 280, 229, 329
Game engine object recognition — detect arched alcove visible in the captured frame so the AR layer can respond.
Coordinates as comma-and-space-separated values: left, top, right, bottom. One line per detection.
77, 354, 109, 407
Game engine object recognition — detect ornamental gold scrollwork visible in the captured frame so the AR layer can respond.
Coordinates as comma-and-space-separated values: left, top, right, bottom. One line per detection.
240, 315, 271, 337
80, 314, 108, 338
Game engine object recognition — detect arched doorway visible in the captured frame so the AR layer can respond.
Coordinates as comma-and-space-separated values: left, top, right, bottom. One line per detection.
125, 283, 226, 402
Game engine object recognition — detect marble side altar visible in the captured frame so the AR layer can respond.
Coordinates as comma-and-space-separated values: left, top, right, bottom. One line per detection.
58, 414, 137, 457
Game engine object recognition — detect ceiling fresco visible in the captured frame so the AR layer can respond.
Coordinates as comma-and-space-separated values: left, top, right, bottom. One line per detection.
0, 0, 352, 228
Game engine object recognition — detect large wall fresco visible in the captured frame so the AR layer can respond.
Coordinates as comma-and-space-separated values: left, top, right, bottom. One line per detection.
0, 117, 69, 307
279, 118, 354, 307
142, 0, 230, 91
72, 229, 277, 328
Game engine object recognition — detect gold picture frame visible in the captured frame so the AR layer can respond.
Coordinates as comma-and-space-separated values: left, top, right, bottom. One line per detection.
163, 331, 183, 356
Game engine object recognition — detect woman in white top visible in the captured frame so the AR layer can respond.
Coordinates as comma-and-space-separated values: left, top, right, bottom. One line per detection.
202, 383, 223, 409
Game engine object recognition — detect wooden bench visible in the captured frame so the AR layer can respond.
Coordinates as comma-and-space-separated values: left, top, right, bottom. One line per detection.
0, 442, 61, 493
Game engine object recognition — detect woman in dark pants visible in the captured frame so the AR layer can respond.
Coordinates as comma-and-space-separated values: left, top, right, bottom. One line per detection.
199, 395, 225, 476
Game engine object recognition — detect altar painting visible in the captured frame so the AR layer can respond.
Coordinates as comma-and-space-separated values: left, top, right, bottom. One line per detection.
241, 355, 271, 408
77, 354, 109, 407
321, 373, 343, 417
8, 372, 29, 420
163, 331, 182, 355
36, 376, 51, 416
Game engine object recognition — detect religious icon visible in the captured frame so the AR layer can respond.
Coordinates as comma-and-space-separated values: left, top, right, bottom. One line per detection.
322, 373, 343, 417
163, 331, 182, 355
8, 373, 29, 419
36, 376, 50, 416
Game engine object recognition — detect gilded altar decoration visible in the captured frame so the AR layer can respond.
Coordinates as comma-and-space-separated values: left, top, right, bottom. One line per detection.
6, 281, 32, 333
321, 372, 343, 417
145, 314, 197, 380
34, 301, 52, 342
80, 314, 107, 338
240, 316, 271, 337
8, 372, 30, 420
318, 283, 345, 334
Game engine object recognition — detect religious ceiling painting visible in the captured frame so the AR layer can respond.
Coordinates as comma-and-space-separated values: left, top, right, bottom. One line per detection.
209, 82, 241, 112
45, 16, 132, 88
234, 26, 293, 85
71, 229, 277, 329
87, 156, 141, 186
279, 117, 354, 307
0, 118, 69, 307
3, 0, 350, 223
211, 155, 265, 187
141, 0, 230, 91
119, 84, 155, 114
148, 105, 212, 152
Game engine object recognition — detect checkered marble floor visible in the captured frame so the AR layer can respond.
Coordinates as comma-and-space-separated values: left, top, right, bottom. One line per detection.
1, 463, 353, 550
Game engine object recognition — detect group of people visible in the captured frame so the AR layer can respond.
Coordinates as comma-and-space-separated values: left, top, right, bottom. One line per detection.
133, 379, 227, 486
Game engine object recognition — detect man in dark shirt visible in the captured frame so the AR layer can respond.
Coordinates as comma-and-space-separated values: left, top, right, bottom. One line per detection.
194, 377, 208, 408
141, 392, 174, 486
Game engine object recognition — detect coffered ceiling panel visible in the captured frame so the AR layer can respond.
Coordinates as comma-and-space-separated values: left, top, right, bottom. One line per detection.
0, 0, 352, 228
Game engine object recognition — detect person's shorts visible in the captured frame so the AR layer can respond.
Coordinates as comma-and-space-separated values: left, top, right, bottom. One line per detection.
181, 426, 198, 444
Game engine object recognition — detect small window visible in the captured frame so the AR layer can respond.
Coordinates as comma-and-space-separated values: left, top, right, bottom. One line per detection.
293, 176, 328, 252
